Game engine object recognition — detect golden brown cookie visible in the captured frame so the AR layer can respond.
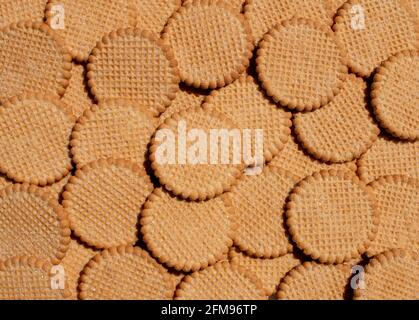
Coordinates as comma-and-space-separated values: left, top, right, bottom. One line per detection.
87, 28, 179, 116
150, 107, 244, 201
0, 184, 70, 264
46, 0, 137, 61
286, 170, 379, 264
0, 93, 74, 186
0, 21, 71, 102
79, 245, 173, 300
371, 50, 418, 141
59, 239, 97, 299
141, 188, 234, 272
277, 262, 352, 300
357, 135, 419, 184
62, 64, 93, 119
269, 135, 357, 181
244, 0, 332, 45
294, 75, 380, 163
162, 0, 253, 89
203, 76, 292, 162
175, 261, 267, 300
0, 0, 47, 28
70, 99, 157, 169
229, 248, 301, 296
0, 256, 71, 299
333, 0, 418, 77
366, 176, 418, 257
63, 159, 153, 249
228, 165, 298, 258
158, 87, 205, 126
134, 0, 182, 34
257, 17, 348, 111
354, 249, 419, 300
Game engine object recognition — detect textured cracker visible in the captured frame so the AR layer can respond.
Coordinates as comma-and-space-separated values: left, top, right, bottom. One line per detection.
162, 0, 253, 89
150, 107, 244, 201
175, 261, 267, 300
0, 184, 70, 264
87, 28, 180, 116
63, 159, 153, 249
141, 188, 234, 272
229, 248, 301, 296
333, 0, 418, 77
0, 256, 71, 299
62, 64, 93, 119
0, 0, 47, 28
354, 249, 419, 300
71, 99, 157, 169
59, 239, 96, 299
203, 75, 292, 162
286, 170, 379, 264
46, 0, 137, 61
229, 165, 297, 258
277, 262, 351, 300
257, 17, 348, 111
294, 75, 380, 163
366, 176, 418, 257
371, 50, 418, 141
357, 135, 419, 184
269, 135, 357, 180
135, 0, 182, 33
79, 246, 173, 300
244, 0, 332, 45
158, 87, 205, 126
0, 94, 74, 186
0, 21, 71, 102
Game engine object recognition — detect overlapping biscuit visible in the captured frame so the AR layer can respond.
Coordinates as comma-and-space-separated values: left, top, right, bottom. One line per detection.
0, 0, 47, 29
162, 0, 253, 89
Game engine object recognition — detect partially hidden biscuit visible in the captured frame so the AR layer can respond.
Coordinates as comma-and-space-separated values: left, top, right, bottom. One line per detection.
62, 64, 93, 119
134, 0, 182, 34
0, 0, 47, 29
286, 170, 379, 264
141, 188, 234, 272
366, 176, 418, 257
87, 28, 179, 115
162, 0, 253, 89
0, 93, 74, 186
371, 50, 418, 141
257, 18, 348, 111
229, 165, 298, 258
0, 256, 71, 299
277, 262, 352, 300
175, 261, 267, 300
244, 0, 332, 45
333, 0, 418, 77
0, 21, 71, 102
203, 75, 292, 162
294, 75, 380, 163
46, 0, 137, 61
0, 184, 70, 264
150, 107, 244, 201
229, 248, 301, 296
79, 246, 173, 300
59, 239, 97, 299
63, 159, 153, 249
357, 135, 419, 184
71, 99, 157, 169
354, 249, 419, 300
158, 87, 205, 126
269, 135, 357, 181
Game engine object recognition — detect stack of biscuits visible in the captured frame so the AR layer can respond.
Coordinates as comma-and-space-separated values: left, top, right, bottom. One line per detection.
0, 0, 417, 300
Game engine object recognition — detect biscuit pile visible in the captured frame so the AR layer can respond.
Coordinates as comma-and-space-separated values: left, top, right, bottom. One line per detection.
0, 0, 418, 300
